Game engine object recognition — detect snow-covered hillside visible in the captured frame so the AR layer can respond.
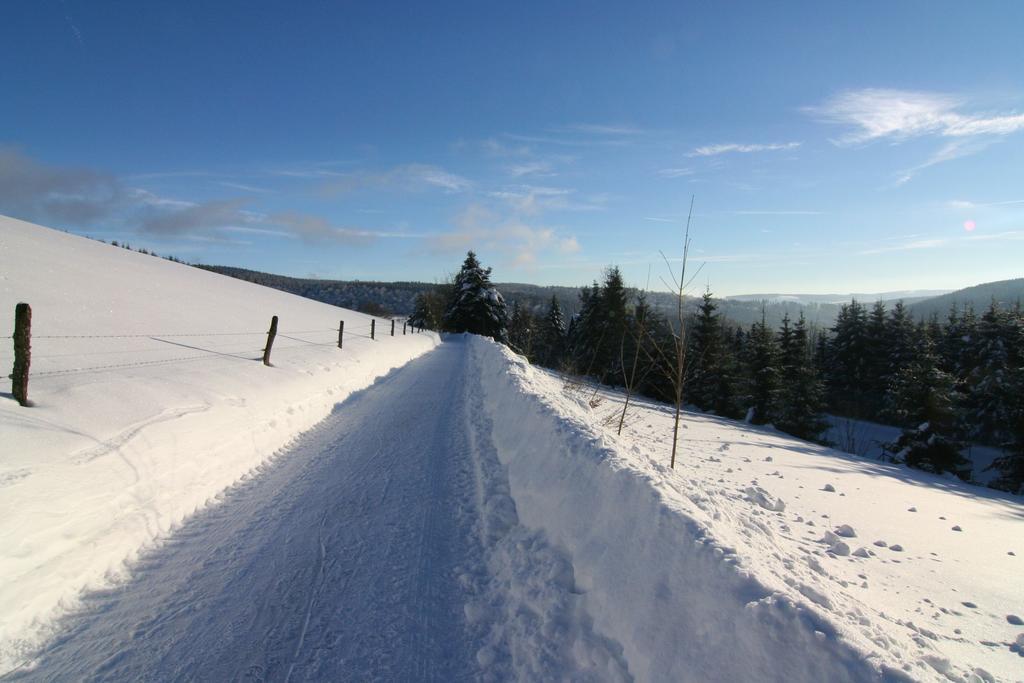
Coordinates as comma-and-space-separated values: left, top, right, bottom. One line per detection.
474, 338, 1024, 682
0, 216, 438, 672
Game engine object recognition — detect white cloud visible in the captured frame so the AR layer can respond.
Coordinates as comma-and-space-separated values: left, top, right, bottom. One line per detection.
808, 88, 1024, 144
560, 123, 645, 136
489, 185, 605, 215
688, 142, 801, 157
894, 138, 991, 185
947, 198, 1024, 210
428, 203, 581, 266
657, 167, 695, 178
506, 161, 555, 178
321, 164, 472, 195
731, 210, 823, 215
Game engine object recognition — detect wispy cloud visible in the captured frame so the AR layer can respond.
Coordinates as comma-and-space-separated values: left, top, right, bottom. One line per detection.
894, 138, 991, 185
857, 230, 1024, 255
947, 198, 1024, 209
731, 210, 823, 215
429, 204, 580, 266
489, 185, 607, 215
218, 181, 273, 194
558, 123, 645, 136
506, 161, 555, 178
504, 132, 631, 148
657, 167, 695, 178
271, 213, 387, 246
139, 198, 252, 235
0, 146, 121, 224
807, 88, 1024, 144
321, 163, 472, 195
688, 142, 801, 157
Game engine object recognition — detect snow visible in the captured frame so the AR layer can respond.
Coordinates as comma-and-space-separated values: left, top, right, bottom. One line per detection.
3, 215, 1023, 681
822, 415, 1006, 486
472, 337, 1024, 682
0, 216, 439, 672
4, 338, 628, 680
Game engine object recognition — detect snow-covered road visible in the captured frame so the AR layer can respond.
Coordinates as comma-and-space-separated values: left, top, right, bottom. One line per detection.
12, 338, 626, 681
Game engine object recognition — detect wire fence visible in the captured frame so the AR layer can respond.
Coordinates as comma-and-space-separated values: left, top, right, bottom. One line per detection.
4, 311, 423, 397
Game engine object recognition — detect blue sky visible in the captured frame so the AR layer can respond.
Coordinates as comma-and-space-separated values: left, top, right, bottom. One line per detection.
2, 1, 1022, 295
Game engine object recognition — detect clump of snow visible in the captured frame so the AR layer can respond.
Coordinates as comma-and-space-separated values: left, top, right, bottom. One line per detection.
823, 483, 836, 492
744, 485, 786, 512
834, 524, 857, 538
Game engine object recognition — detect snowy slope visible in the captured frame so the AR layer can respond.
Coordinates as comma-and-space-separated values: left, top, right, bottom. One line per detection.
0, 216, 439, 673
471, 337, 1024, 682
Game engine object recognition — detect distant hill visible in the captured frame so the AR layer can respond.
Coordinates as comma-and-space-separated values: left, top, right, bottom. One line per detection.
908, 278, 1024, 319
196, 265, 846, 330
198, 264, 1019, 331
727, 290, 950, 306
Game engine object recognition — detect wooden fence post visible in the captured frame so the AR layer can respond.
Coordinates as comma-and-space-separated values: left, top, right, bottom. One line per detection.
12, 303, 31, 407
391, 319, 395, 336
338, 320, 344, 349
370, 319, 375, 340
403, 321, 407, 335
263, 315, 278, 366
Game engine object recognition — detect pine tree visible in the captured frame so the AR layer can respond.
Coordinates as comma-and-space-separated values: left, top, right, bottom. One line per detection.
776, 313, 827, 440
687, 289, 725, 412
507, 301, 535, 356
883, 334, 969, 478
746, 309, 779, 424
534, 295, 567, 368
567, 282, 603, 375
598, 266, 630, 384
409, 289, 446, 331
443, 251, 508, 342
826, 299, 870, 418
886, 300, 917, 378
864, 300, 889, 406
984, 305, 1024, 492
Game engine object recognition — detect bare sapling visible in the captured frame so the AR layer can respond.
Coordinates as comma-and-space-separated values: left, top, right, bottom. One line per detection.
647, 197, 700, 468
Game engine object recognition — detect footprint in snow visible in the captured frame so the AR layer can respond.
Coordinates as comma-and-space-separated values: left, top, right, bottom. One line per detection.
907, 507, 917, 512
834, 524, 857, 538
889, 544, 904, 552
822, 483, 836, 492
1008, 615, 1023, 625
951, 525, 962, 532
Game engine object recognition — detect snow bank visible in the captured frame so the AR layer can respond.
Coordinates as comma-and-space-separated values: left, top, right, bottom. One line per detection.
0, 216, 439, 673
470, 336, 1024, 682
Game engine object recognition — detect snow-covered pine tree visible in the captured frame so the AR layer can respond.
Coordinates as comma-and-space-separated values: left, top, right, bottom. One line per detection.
775, 313, 827, 440
442, 251, 508, 343
882, 333, 969, 478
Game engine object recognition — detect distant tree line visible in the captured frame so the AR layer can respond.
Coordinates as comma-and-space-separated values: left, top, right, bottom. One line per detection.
420, 252, 1024, 495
